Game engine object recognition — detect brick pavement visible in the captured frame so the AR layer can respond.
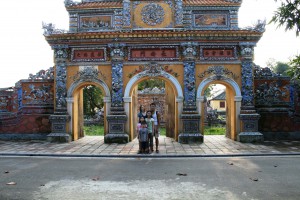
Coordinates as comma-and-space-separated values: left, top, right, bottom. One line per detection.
1, 135, 300, 157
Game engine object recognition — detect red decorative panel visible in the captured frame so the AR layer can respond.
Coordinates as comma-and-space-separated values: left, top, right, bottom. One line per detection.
203, 49, 234, 58
72, 48, 106, 62
128, 46, 178, 61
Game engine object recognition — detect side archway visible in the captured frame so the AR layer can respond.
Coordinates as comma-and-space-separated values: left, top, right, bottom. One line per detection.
196, 75, 242, 140
67, 76, 111, 141
123, 67, 184, 141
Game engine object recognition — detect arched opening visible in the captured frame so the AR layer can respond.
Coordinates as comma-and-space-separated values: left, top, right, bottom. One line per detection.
124, 69, 184, 142
67, 79, 111, 141
197, 77, 242, 140
204, 84, 227, 136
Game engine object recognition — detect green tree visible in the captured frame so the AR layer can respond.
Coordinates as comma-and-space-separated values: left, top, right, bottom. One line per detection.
270, 0, 300, 79
270, 0, 300, 36
83, 85, 103, 117
138, 79, 165, 90
267, 59, 290, 76
287, 55, 300, 80
204, 84, 215, 98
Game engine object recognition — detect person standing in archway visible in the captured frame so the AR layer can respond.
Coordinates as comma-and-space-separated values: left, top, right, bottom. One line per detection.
145, 110, 154, 153
138, 105, 147, 120
150, 102, 161, 153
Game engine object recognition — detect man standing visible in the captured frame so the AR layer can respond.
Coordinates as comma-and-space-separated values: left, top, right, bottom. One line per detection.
150, 102, 161, 153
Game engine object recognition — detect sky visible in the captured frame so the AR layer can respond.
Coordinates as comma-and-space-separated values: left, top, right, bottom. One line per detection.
0, 0, 299, 88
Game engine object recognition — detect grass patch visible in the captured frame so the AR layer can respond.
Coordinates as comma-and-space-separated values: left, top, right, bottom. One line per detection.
83, 125, 104, 136
204, 126, 226, 135
159, 127, 166, 136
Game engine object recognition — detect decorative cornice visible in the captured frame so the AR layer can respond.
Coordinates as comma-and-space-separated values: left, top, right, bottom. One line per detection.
45, 29, 263, 43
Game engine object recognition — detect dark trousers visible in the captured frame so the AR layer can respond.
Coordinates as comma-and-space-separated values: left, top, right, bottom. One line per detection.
148, 133, 153, 150
141, 141, 148, 152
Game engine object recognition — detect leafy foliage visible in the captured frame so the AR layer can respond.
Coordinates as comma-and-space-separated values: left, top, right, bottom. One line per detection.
204, 126, 225, 135
83, 85, 104, 116
287, 55, 300, 80
204, 85, 214, 98
267, 59, 291, 76
270, 0, 300, 81
138, 79, 165, 90
83, 125, 104, 136
270, 0, 300, 36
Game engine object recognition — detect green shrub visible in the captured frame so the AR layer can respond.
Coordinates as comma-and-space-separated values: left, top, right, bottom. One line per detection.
204, 126, 225, 135
83, 125, 104, 136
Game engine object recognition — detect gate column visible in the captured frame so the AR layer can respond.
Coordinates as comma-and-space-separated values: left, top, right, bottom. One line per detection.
178, 42, 203, 143
238, 42, 264, 142
47, 45, 71, 142
105, 43, 128, 143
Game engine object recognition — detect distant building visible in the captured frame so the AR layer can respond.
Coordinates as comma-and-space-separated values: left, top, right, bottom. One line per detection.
209, 90, 226, 114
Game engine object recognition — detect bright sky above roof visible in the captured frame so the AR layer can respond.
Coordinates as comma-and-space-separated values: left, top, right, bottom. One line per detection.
0, 0, 299, 88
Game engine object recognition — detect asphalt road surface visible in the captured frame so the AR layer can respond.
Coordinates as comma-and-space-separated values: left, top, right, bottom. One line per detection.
0, 156, 299, 200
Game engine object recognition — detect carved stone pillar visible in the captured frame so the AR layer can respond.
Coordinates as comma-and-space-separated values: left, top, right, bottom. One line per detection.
178, 42, 203, 143
238, 42, 263, 142
105, 43, 128, 143
47, 45, 71, 142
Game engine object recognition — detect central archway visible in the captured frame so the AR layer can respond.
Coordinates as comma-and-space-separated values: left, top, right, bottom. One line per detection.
124, 67, 184, 141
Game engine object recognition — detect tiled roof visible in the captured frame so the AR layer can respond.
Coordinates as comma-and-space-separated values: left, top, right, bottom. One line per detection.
183, 0, 241, 6
66, 0, 241, 9
67, 1, 122, 9
211, 91, 226, 100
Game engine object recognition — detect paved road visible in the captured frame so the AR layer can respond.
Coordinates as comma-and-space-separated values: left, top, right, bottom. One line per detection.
0, 156, 300, 200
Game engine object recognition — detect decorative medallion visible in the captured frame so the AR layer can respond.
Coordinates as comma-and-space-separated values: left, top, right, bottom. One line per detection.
141, 3, 165, 26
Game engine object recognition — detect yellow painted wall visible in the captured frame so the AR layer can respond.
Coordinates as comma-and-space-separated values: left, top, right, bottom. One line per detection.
66, 65, 112, 91
210, 100, 226, 111
196, 64, 242, 91
123, 64, 184, 93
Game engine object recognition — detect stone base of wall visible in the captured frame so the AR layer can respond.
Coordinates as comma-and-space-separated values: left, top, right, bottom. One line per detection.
263, 132, 300, 141
47, 133, 71, 143
178, 133, 203, 144
237, 132, 264, 143
0, 133, 48, 141
104, 133, 129, 144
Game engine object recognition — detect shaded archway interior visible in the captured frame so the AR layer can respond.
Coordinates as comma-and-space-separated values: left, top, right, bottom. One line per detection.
71, 82, 107, 141
201, 81, 237, 140
129, 76, 178, 141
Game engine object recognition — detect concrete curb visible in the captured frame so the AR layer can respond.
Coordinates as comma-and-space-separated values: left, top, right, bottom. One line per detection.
1, 152, 300, 158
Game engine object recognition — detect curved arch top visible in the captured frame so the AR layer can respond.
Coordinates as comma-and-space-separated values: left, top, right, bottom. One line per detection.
197, 76, 242, 99
124, 70, 184, 98
67, 78, 111, 98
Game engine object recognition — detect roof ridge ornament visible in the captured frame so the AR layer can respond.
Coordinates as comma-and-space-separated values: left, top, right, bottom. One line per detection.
42, 22, 68, 36
64, 0, 80, 7
243, 19, 266, 33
